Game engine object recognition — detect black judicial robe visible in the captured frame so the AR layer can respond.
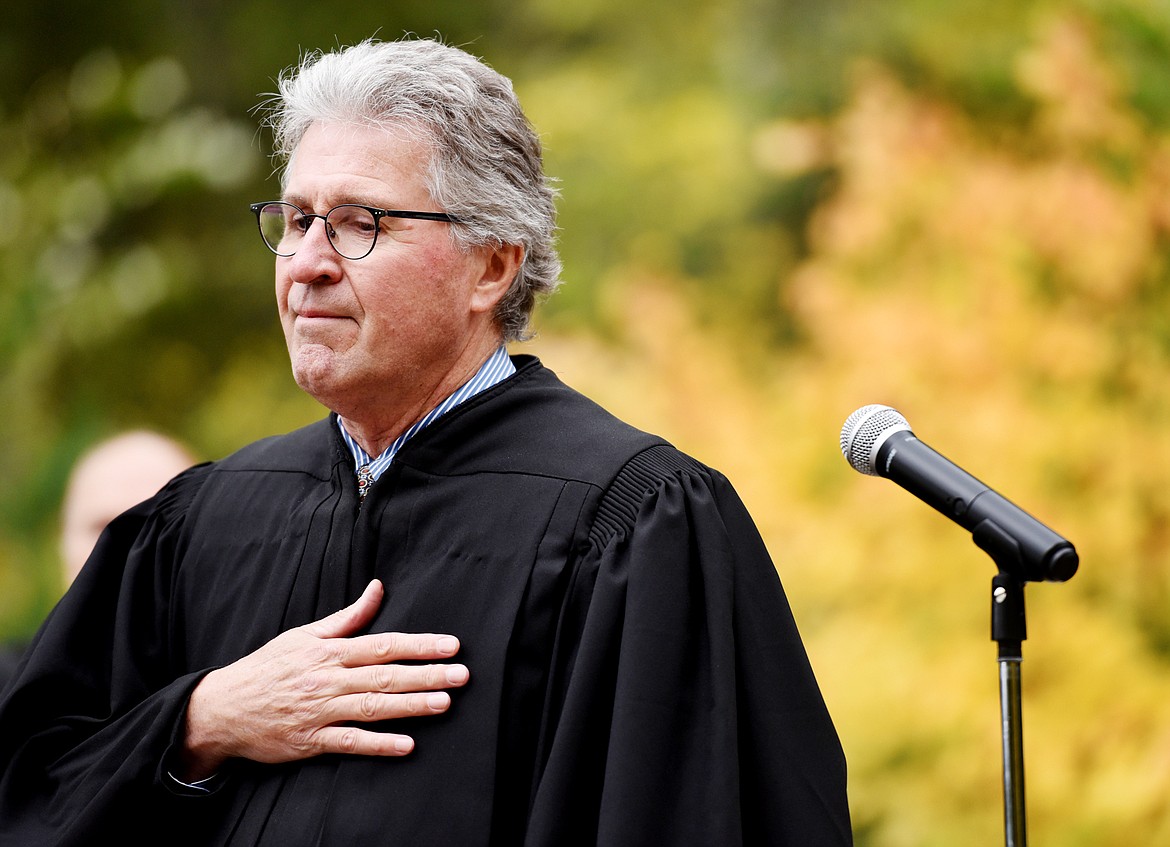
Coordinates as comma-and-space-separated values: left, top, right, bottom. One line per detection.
0, 356, 851, 846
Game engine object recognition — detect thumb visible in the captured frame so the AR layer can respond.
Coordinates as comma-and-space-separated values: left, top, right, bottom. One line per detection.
302, 579, 384, 639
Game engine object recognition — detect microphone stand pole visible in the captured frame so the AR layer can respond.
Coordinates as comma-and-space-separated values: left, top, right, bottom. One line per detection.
991, 571, 1027, 847
972, 519, 1037, 847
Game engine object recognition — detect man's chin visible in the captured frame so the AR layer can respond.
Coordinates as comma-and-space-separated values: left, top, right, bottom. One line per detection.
290, 349, 349, 404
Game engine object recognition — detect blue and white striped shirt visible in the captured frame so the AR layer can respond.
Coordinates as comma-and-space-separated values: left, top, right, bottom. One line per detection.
336, 345, 516, 482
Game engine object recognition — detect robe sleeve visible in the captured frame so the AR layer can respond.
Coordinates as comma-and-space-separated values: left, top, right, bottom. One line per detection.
0, 468, 216, 846
525, 447, 852, 846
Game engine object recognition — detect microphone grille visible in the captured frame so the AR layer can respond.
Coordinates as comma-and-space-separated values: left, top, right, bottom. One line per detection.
840, 404, 911, 475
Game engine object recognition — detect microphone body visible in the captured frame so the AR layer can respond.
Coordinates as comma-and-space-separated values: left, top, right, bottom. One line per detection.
842, 405, 1078, 582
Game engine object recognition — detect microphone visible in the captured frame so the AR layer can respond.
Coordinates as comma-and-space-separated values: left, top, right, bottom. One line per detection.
840, 404, 1078, 582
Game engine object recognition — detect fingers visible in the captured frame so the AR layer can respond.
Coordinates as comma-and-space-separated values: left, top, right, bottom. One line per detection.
333, 661, 470, 697
313, 726, 417, 757
315, 689, 455, 737
340, 631, 461, 668
300, 583, 463, 667
184, 583, 471, 768
343, 689, 454, 723
183, 653, 466, 769
303, 579, 384, 639
288, 690, 456, 760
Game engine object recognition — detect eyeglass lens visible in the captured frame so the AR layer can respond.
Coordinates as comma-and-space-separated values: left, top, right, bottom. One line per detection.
256, 203, 380, 260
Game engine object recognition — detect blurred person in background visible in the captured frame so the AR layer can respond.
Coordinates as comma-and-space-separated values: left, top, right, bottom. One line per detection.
59, 430, 198, 586
0, 430, 196, 692
0, 38, 851, 845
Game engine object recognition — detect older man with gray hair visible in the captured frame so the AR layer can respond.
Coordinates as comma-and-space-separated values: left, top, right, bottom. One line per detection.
0, 39, 851, 845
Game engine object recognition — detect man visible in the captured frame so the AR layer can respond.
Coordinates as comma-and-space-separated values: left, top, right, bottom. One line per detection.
0, 430, 197, 693
0, 39, 851, 845
59, 430, 198, 586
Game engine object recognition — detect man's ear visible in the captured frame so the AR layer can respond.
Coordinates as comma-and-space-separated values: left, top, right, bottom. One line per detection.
471, 243, 525, 314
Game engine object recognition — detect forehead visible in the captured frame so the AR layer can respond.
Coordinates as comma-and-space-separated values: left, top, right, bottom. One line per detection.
283, 122, 436, 204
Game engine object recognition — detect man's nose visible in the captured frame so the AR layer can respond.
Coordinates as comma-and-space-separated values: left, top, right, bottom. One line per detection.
302, 215, 338, 253
286, 217, 342, 283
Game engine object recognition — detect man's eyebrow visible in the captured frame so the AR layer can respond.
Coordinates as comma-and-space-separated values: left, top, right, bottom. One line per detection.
280, 192, 388, 209
282, 193, 345, 207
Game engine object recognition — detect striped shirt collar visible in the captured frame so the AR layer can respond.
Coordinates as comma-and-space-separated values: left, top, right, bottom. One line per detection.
336, 345, 516, 481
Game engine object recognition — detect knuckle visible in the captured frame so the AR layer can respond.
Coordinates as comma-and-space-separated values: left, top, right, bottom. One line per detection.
289, 727, 317, 752
370, 635, 395, 660
359, 691, 381, 719
336, 728, 360, 754
291, 697, 319, 719
291, 700, 328, 730
404, 694, 425, 716
294, 642, 334, 672
371, 665, 397, 691
297, 670, 328, 695
323, 641, 349, 664
379, 632, 409, 660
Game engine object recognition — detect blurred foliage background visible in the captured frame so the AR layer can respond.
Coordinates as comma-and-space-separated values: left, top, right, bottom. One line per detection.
3, 0, 1170, 843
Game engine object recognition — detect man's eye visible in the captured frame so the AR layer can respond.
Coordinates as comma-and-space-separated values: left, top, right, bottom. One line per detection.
331, 209, 378, 236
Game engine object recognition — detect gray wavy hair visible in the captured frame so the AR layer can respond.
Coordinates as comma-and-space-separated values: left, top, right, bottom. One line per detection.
261, 38, 561, 342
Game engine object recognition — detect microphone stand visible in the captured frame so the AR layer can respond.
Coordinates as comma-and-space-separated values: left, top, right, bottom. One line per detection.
973, 521, 1033, 847
839, 403, 1078, 845
991, 571, 1027, 847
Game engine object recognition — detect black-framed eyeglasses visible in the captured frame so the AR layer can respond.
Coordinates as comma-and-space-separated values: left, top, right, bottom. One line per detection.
249, 201, 462, 260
